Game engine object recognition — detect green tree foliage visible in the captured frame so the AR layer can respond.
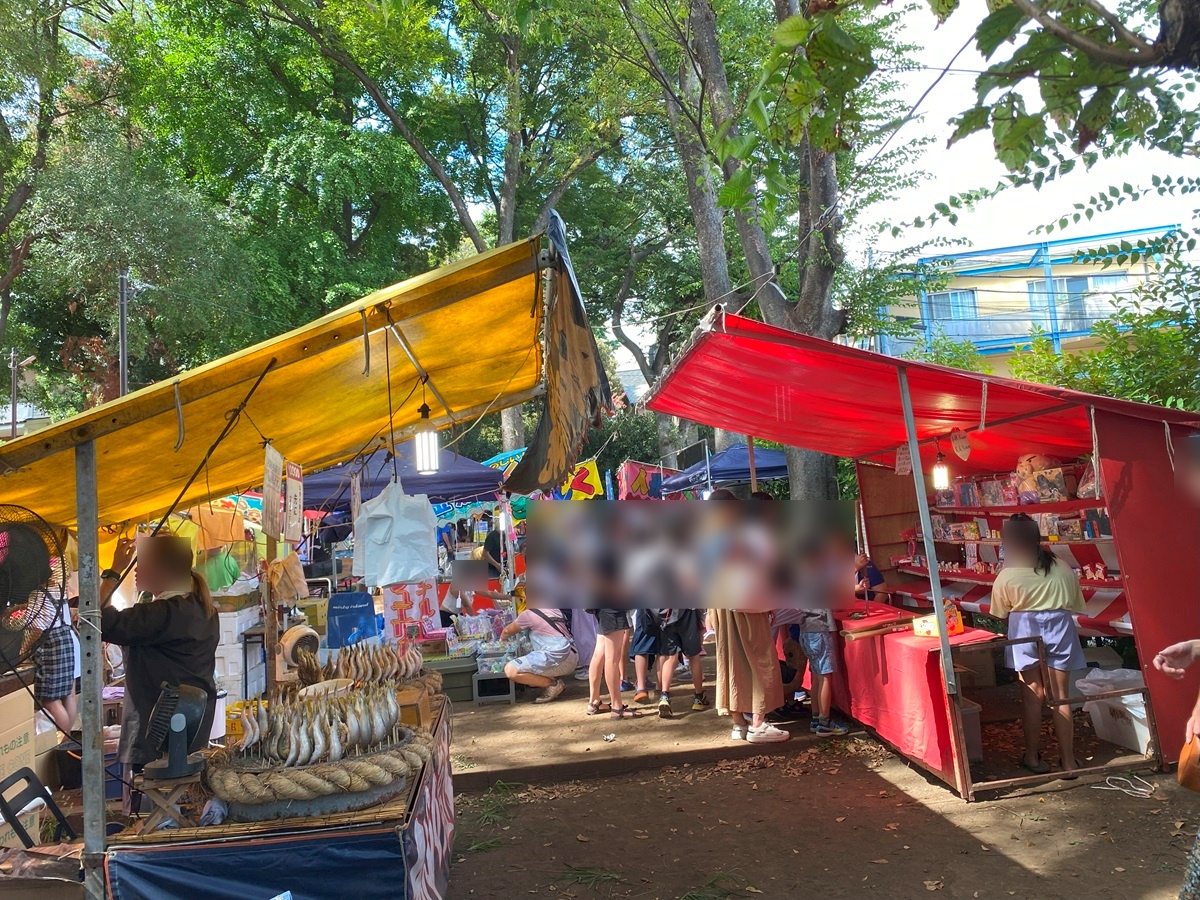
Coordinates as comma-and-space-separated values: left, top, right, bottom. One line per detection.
903, 328, 993, 375
13, 132, 260, 406
1008, 237, 1200, 408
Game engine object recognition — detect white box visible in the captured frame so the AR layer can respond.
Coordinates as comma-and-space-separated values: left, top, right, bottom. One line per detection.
1085, 697, 1152, 756
213, 645, 244, 678
217, 607, 262, 646
216, 674, 244, 704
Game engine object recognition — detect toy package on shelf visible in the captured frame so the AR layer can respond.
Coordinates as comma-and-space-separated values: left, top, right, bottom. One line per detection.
947, 521, 981, 541
454, 613, 496, 640
446, 630, 479, 658
954, 480, 979, 508
933, 488, 956, 508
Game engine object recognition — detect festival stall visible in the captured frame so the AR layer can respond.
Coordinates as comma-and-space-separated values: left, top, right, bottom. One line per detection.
0, 216, 609, 898
615, 460, 680, 500
660, 442, 789, 495
646, 307, 1200, 800
303, 441, 505, 511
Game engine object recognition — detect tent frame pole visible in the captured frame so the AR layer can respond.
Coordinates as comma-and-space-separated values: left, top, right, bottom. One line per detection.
75, 440, 106, 900
747, 437, 757, 492
387, 323, 456, 422
897, 367, 957, 696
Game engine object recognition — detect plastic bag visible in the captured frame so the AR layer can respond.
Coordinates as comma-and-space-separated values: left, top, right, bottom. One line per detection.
1074, 667, 1144, 696
266, 553, 307, 604
1077, 461, 1101, 499
351, 480, 438, 587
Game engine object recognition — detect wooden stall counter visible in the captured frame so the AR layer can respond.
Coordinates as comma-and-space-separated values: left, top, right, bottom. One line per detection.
839, 620, 998, 776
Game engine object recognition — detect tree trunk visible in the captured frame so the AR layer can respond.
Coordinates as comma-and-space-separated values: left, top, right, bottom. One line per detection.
1159, 0, 1200, 69
713, 428, 744, 452
500, 405, 525, 452
784, 446, 838, 500
656, 412, 678, 467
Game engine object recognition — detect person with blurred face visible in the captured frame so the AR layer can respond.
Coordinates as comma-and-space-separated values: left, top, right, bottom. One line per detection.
100, 535, 220, 766
991, 514, 1085, 776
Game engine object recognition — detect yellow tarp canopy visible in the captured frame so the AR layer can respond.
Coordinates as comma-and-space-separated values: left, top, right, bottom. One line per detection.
0, 239, 545, 528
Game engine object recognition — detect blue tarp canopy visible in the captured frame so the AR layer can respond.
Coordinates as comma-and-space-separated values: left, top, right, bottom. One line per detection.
660, 442, 788, 493
304, 440, 503, 510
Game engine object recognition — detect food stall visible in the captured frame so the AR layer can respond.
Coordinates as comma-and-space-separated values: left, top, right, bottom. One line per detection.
646, 307, 1200, 799
0, 214, 611, 897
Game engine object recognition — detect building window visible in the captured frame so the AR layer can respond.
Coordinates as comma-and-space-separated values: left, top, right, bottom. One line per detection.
926, 289, 977, 320
1026, 271, 1130, 332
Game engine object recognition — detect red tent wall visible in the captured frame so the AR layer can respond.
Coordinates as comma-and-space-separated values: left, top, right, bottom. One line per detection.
1096, 411, 1200, 763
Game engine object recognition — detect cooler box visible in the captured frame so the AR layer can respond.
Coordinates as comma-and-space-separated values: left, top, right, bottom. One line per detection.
1076, 668, 1151, 755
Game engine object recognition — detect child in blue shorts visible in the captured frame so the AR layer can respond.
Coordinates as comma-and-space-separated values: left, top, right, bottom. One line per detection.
798, 609, 848, 736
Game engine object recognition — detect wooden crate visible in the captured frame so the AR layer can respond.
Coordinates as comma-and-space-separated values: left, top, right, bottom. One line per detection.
397, 685, 432, 729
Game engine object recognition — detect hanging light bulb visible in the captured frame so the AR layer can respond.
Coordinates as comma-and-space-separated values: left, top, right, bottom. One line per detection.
931, 438, 950, 491
415, 399, 439, 474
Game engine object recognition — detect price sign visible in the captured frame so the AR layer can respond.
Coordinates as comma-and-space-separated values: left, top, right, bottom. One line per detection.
351, 472, 362, 522
284, 460, 304, 543
895, 444, 912, 476
262, 445, 284, 541
950, 428, 971, 461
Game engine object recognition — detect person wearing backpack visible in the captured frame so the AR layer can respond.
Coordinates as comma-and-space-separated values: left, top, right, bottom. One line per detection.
500, 606, 579, 703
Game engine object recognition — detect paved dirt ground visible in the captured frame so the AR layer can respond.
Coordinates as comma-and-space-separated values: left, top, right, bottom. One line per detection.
448, 663, 1191, 900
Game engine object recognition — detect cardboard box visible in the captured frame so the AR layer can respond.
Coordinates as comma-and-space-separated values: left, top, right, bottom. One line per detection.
0, 688, 33, 734
0, 806, 40, 849
913, 605, 964, 638
0, 719, 37, 783
397, 685, 432, 729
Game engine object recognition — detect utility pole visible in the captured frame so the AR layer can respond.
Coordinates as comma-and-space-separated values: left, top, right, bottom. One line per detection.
8, 350, 34, 440
9, 350, 16, 441
118, 268, 129, 396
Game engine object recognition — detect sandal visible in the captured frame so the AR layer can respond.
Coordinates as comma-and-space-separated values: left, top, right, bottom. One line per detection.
586, 700, 612, 716
1018, 756, 1052, 775
610, 708, 642, 720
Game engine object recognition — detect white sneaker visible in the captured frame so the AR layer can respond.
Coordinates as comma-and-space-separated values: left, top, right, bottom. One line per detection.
535, 679, 566, 703
746, 723, 791, 744
730, 725, 748, 741
573, 667, 590, 681
703, 629, 716, 644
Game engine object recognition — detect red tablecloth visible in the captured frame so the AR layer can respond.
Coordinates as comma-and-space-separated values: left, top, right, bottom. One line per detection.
839, 620, 997, 776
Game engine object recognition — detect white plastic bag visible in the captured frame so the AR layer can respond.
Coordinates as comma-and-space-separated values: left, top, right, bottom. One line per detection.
352, 480, 438, 587
1074, 667, 1144, 696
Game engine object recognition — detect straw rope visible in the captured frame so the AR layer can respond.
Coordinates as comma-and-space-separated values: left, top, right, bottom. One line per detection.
204, 727, 435, 805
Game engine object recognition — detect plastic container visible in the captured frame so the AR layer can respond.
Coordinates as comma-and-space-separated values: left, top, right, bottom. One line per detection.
959, 698, 983, 763
1076, 668, 1151, 755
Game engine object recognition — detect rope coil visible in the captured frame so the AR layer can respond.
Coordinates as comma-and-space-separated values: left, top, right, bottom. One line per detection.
205, 728, 435, 805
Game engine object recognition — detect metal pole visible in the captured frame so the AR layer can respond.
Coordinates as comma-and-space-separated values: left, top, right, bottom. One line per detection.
1040, 244, 1062, 353
747, 437, 757, 492
703, 441, 712, 494
118, 269, 129, 397
9, 350, 16, 440
265, 536, 278, 699
75, 441, 106, 899
897, 366, 957, 694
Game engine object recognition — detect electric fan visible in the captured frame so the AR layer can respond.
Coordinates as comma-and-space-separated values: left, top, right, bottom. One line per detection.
143, 682, 209, 779
0, 506, 70, 672
276, 624, 320, 683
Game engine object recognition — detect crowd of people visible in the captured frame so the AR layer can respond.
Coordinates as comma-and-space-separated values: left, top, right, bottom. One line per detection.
498, 491, 864, 741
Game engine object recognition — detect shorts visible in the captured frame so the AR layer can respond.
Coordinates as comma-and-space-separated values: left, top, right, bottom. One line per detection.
1006, 610, 1086, 672
630, 615, 660, 657
509, 649, 579, 679
661, 611, 702, 658
799, 631, 836, 676
593, 609, 630, 636
34, 625, 76, 703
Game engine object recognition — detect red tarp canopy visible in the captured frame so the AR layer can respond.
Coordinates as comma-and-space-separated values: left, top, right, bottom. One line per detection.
645, 311, 1200, 474
646, 310, 1200, 764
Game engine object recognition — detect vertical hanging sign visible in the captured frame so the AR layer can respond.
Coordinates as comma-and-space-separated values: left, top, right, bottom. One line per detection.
263, 445, 284, 541
284, 461, 304, 543
350, 472, 362, 522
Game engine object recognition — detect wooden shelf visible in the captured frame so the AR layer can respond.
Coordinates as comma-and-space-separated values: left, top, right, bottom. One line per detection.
897, 565, 1123, 591
930, 498, 1107, 516
930, 537, 1113, 545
